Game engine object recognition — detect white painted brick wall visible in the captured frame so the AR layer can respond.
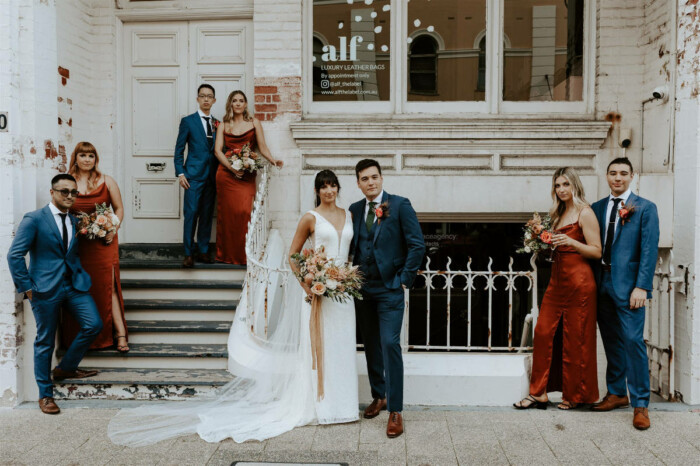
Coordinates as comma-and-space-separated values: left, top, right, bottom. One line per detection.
253, 0, 302, 77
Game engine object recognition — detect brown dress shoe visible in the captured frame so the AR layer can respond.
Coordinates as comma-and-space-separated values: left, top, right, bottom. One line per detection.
195, 253, 214, 264
38, 397, 60, 415
590, 394, 630, 412
52, 367, 99, 381
633, 407, 650, 430
182, 255, 194, 268
363, 398, 387, 419
386, 412, 403, 438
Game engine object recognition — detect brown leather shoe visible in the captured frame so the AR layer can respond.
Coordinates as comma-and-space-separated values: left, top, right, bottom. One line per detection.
590, 393, 630, 412
363, 398, 387, 419
195, 253, 214, 264
52, 367, 99, 381
38, 397, 60, 415
182, 255, 194, 268
633, 407, 650, 430
386, 412, 403, 438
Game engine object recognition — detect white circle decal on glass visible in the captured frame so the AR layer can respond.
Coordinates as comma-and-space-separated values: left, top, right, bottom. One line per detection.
382, 4, 390, 11
355, 15, 362, 22
371, 11, 377, 18
413, 19, 421, 27
338, 22, 344, 29
406, 37, 413, 44
368, 43, 375, 50
427, 25, 434, 32
381, 45, 388, 52
364, 0, 373, 4
374, 26, 382, 33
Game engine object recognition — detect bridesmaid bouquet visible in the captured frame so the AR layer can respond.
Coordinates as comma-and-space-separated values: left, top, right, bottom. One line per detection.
77, 203, 120, 240
290, 246, 363, 304
517, 212, 554, 254
226, 142, 264, 173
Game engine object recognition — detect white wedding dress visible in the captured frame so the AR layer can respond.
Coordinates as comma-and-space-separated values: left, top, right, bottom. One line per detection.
107, 210, 358, 447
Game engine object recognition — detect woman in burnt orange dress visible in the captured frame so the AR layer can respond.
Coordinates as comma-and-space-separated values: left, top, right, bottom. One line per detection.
61, 142, 129, 352
213, 90, 283, 264
514, 167, 601, 410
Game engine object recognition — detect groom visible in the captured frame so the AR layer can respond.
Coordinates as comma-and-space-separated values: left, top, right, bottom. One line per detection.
591, 157, 659, 430
350, 159, 425, 438
174, 83, 218, 268
7, 174, 102, 414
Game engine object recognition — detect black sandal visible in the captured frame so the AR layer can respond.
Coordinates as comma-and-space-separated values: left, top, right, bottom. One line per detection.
557, 400, 578, 410
513, 395, 548, 410
116, 335, 130, 354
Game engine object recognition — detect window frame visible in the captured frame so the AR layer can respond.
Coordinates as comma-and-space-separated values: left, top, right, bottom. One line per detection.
303, 0, 596, 117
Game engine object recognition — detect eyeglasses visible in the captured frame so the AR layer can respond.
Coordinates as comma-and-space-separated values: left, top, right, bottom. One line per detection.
198, 94, 215, 100
55, 189, 80, 198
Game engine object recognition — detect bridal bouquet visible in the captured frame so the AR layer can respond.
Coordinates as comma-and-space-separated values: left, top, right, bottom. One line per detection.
291, 246, 363, 304
76, 203, 120, 240
226, 142, 263, 173
516, 212, 553, 254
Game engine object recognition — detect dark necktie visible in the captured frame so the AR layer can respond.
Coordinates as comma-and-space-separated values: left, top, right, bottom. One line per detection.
202, 116, 212, 138
59, 213, 68, 252
602, 198, 622, 265
365, 202, 377, 232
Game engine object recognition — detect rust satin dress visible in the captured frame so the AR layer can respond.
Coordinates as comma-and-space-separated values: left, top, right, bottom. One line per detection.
216, 127, 257, 264
61, 182, 127, 350
529, 222, 599, 403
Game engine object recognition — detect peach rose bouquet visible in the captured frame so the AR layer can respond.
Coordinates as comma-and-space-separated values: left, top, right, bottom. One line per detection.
291, 245, 363, 304
517, 212, 554, 254
226, 142, 263, 173
76, 203, 120, 241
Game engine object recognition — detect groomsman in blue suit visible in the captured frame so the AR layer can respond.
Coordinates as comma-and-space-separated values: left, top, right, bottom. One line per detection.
350, 159, 425, 438
591, 157, 659, 430
7, 174, 102, 414
175, 84, 218, 267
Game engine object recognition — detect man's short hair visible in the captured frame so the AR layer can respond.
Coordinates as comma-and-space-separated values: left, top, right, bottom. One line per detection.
51, 173, 77, 187
607, 157, 634, 173
355, 159, 382, 179
197, 84, 215, 97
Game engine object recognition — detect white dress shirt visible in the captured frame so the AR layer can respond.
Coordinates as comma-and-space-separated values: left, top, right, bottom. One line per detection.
48, 202, 72, 246
604, 188, 632, 240
198, 109, 213, 137
363, 190, 384, 224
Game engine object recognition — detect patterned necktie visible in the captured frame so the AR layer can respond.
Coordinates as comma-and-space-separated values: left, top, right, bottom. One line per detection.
202, 116, 212, 138
602, 198, 622, 265
59, 213, 68, 252
365, 202, 377, 232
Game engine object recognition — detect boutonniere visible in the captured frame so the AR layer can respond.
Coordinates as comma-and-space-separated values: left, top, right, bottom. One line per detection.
212, 118, 220, 130
374, 202, 389, 224
618, 201, 636, 225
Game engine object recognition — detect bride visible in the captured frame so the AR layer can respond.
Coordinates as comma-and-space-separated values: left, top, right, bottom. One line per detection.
108, 169, 358, 446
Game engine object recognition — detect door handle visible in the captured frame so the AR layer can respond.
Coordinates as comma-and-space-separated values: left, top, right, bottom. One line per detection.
146, 162, 166, 172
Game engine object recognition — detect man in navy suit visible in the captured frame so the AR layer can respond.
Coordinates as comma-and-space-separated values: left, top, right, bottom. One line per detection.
7, 174, 102, 414
350, 159, 425, 438
590, 157, 659, 430
175, 84, 218, 267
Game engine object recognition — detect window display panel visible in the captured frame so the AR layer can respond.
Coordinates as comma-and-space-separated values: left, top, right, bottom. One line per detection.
312, 0, 391, 101
406, 0, 487, 101
503, 0, 584, 102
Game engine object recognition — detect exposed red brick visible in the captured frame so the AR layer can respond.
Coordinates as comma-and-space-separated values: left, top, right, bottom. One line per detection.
272, 94, 281, 102
266, 95, 272, 102
255, 104, 278, 113
58, 117, 62, 125
67, 118, 72, 127
44, 140, 58, 159
58, 145, 67, 164
30, 146, 36, 154
58, 66, 70, 79
255, 95, 266, 103
255, 86, 278, 94
66, 98, 72, 105
61, 77, 67, 86
57, 96, 63, 102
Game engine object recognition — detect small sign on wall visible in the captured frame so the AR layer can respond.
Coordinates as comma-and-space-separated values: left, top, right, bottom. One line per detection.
0, 112, 7, 132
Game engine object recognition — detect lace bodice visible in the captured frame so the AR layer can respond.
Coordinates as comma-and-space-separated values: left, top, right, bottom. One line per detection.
308, 210, 352, 263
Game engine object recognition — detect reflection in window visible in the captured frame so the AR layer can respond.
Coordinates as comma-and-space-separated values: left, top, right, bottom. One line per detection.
406, 0, 486, 102
312, 37, 328, 95
409, 35, 438, 95
312, 0, 391, 102
503, 0, 584, 102
477, 36, 486, 94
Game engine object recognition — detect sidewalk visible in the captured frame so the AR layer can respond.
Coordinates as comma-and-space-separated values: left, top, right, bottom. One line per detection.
1, 401, 699, 465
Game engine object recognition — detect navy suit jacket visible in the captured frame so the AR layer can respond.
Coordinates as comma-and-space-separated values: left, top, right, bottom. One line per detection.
350, 192, 426, 290
7, 205, 92, 295
174, 112, 217, 181
592, 192, 660, 307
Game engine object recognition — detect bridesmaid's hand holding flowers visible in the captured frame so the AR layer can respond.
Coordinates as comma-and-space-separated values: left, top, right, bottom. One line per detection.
551, 233, 574, 248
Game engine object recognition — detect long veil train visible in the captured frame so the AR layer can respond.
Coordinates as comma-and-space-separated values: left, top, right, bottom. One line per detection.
107, 231, 315, 447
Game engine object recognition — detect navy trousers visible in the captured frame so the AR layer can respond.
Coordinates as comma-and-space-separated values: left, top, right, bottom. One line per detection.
183, 178, 216, 256
356, 280, 405, 412
597, 270, 650, 408
31, 279, 102, 398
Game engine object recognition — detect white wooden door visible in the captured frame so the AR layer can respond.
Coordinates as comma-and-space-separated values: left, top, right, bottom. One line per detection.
123, 20, 252, 243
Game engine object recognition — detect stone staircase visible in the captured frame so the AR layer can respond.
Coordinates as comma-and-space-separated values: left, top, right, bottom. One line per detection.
54, 244, 244, 401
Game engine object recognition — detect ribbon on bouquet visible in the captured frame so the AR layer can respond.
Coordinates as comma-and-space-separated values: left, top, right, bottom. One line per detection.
309, 295, 324, 401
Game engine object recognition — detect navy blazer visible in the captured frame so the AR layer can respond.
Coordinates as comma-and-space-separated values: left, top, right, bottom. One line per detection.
592, 192, 660, 307
350, 192, 426, 290
7, 205, 92, 295
174, 112, 217, 181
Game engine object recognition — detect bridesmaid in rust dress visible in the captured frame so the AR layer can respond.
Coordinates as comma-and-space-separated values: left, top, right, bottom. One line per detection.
514, 167, 601, 410
213, 90, 283, 264
61, 142, 129, 352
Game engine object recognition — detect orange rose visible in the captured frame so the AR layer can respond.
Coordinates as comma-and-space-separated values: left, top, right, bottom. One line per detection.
539, 231, 552, 244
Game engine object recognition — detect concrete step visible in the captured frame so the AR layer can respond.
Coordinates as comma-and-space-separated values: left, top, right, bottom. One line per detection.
59, 343, 229, 369
120, 259, 246, 281
121, 279, 242, 300
124, 299, 237, 311
126, 320, 231, 344
53, 368, 233, 400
